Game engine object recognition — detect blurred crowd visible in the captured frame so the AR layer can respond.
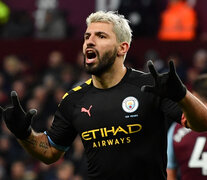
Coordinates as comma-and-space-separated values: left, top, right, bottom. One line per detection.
0, 50, 90, 180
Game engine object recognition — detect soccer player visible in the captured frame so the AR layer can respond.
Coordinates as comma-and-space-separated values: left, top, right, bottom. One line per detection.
167, 74, 207, 180
1, 11, 207, 180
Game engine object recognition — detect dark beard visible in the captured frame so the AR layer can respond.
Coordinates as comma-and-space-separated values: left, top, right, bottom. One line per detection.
84, 47, 117, 76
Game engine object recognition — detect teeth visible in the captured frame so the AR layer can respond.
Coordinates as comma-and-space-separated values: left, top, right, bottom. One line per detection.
87, 50, 93, 54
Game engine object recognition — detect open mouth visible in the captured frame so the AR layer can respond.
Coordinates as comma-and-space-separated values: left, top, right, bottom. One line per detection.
86, 50, 97, 59
86, 49, 97, 64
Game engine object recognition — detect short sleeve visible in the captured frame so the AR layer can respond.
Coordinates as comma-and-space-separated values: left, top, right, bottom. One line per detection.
46, 95, 78, 150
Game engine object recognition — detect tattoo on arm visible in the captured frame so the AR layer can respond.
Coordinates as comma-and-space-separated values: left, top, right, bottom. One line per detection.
18, 132, 63, 162
23, 135, 49, 150
39, 142, 49, 149
24, 137, 37, 147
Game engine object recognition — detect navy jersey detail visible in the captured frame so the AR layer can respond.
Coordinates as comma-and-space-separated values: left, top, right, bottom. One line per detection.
47, 68, 182, 180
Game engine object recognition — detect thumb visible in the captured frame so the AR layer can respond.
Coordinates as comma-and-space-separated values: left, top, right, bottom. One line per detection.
169, 60, 176, 75
25, 109, 37, 124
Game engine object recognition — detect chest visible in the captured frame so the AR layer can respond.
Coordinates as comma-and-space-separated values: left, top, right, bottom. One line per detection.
72, 85, 160, 139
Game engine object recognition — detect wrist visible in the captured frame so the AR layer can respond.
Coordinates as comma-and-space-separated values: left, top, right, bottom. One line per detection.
16, 126, 32, 140
171, 84, 187, 102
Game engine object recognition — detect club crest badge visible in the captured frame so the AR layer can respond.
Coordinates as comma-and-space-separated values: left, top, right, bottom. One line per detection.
122, 96, 139, 113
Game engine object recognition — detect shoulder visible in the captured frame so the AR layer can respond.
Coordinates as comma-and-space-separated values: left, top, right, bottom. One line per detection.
129, 68, 152, 79
126, 68, 154, 87
60, 79, 92, 105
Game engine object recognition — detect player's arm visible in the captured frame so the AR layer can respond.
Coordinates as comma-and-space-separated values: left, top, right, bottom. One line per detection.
167, 169, 177, 180
178, 90, 207, 131
18, 130, 65, 164
0, 91, 64, 164
142, 60, 207, 132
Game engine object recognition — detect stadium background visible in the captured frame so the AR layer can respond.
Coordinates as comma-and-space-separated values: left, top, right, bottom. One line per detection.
0, 0, 207, 179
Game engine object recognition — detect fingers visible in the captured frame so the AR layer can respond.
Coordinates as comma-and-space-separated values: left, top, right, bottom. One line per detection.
169, 60, 176, 74
11, 91, 20, 108
25, 109, 37, 124
147, 60, 158, 79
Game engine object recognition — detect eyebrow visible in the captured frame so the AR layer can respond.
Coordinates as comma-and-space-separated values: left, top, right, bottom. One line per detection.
84, 31, 109, 37
96, 31, 108, 36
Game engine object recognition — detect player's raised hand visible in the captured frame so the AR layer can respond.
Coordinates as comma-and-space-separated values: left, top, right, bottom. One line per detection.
2, 91, 37, 139
141, 60, 186, 102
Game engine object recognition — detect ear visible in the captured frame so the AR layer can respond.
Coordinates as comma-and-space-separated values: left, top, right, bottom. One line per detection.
117, 42, 129, 57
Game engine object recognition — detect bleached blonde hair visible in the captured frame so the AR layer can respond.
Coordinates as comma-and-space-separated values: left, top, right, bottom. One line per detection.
86, 11, 132, 46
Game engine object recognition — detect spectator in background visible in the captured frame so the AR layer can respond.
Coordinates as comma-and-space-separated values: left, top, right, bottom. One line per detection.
0, 135, 11, 170
72, 50, 90, 88
19, 59, 36, 91
60, 64, 77, 91
40, 50, 75, 100
8, 160, 28, 180
185, 49, 207, 90
2, 55, 22, 94
158, 0, 197, 41
55, 161, 75, 180
185, 67, 199, 91
192, 49, 207, 74
0, 126, 30, 178
167, 74, 207, 180
35, 161, 56, 180
118, 0, 164, 38
35, 9, 68, 39
0, 155, 7, 180
27, 85, 53, 132
41, 50, 65, 88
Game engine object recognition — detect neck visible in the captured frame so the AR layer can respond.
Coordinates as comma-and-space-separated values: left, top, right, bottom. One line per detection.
92, 61, 127, 89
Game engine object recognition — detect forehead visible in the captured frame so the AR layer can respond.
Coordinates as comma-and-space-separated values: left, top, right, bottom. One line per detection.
86, 22, 115, 35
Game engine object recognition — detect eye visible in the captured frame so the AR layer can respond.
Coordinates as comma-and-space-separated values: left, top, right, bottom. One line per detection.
84, 34, 90, 40
99, 34, 106, 39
